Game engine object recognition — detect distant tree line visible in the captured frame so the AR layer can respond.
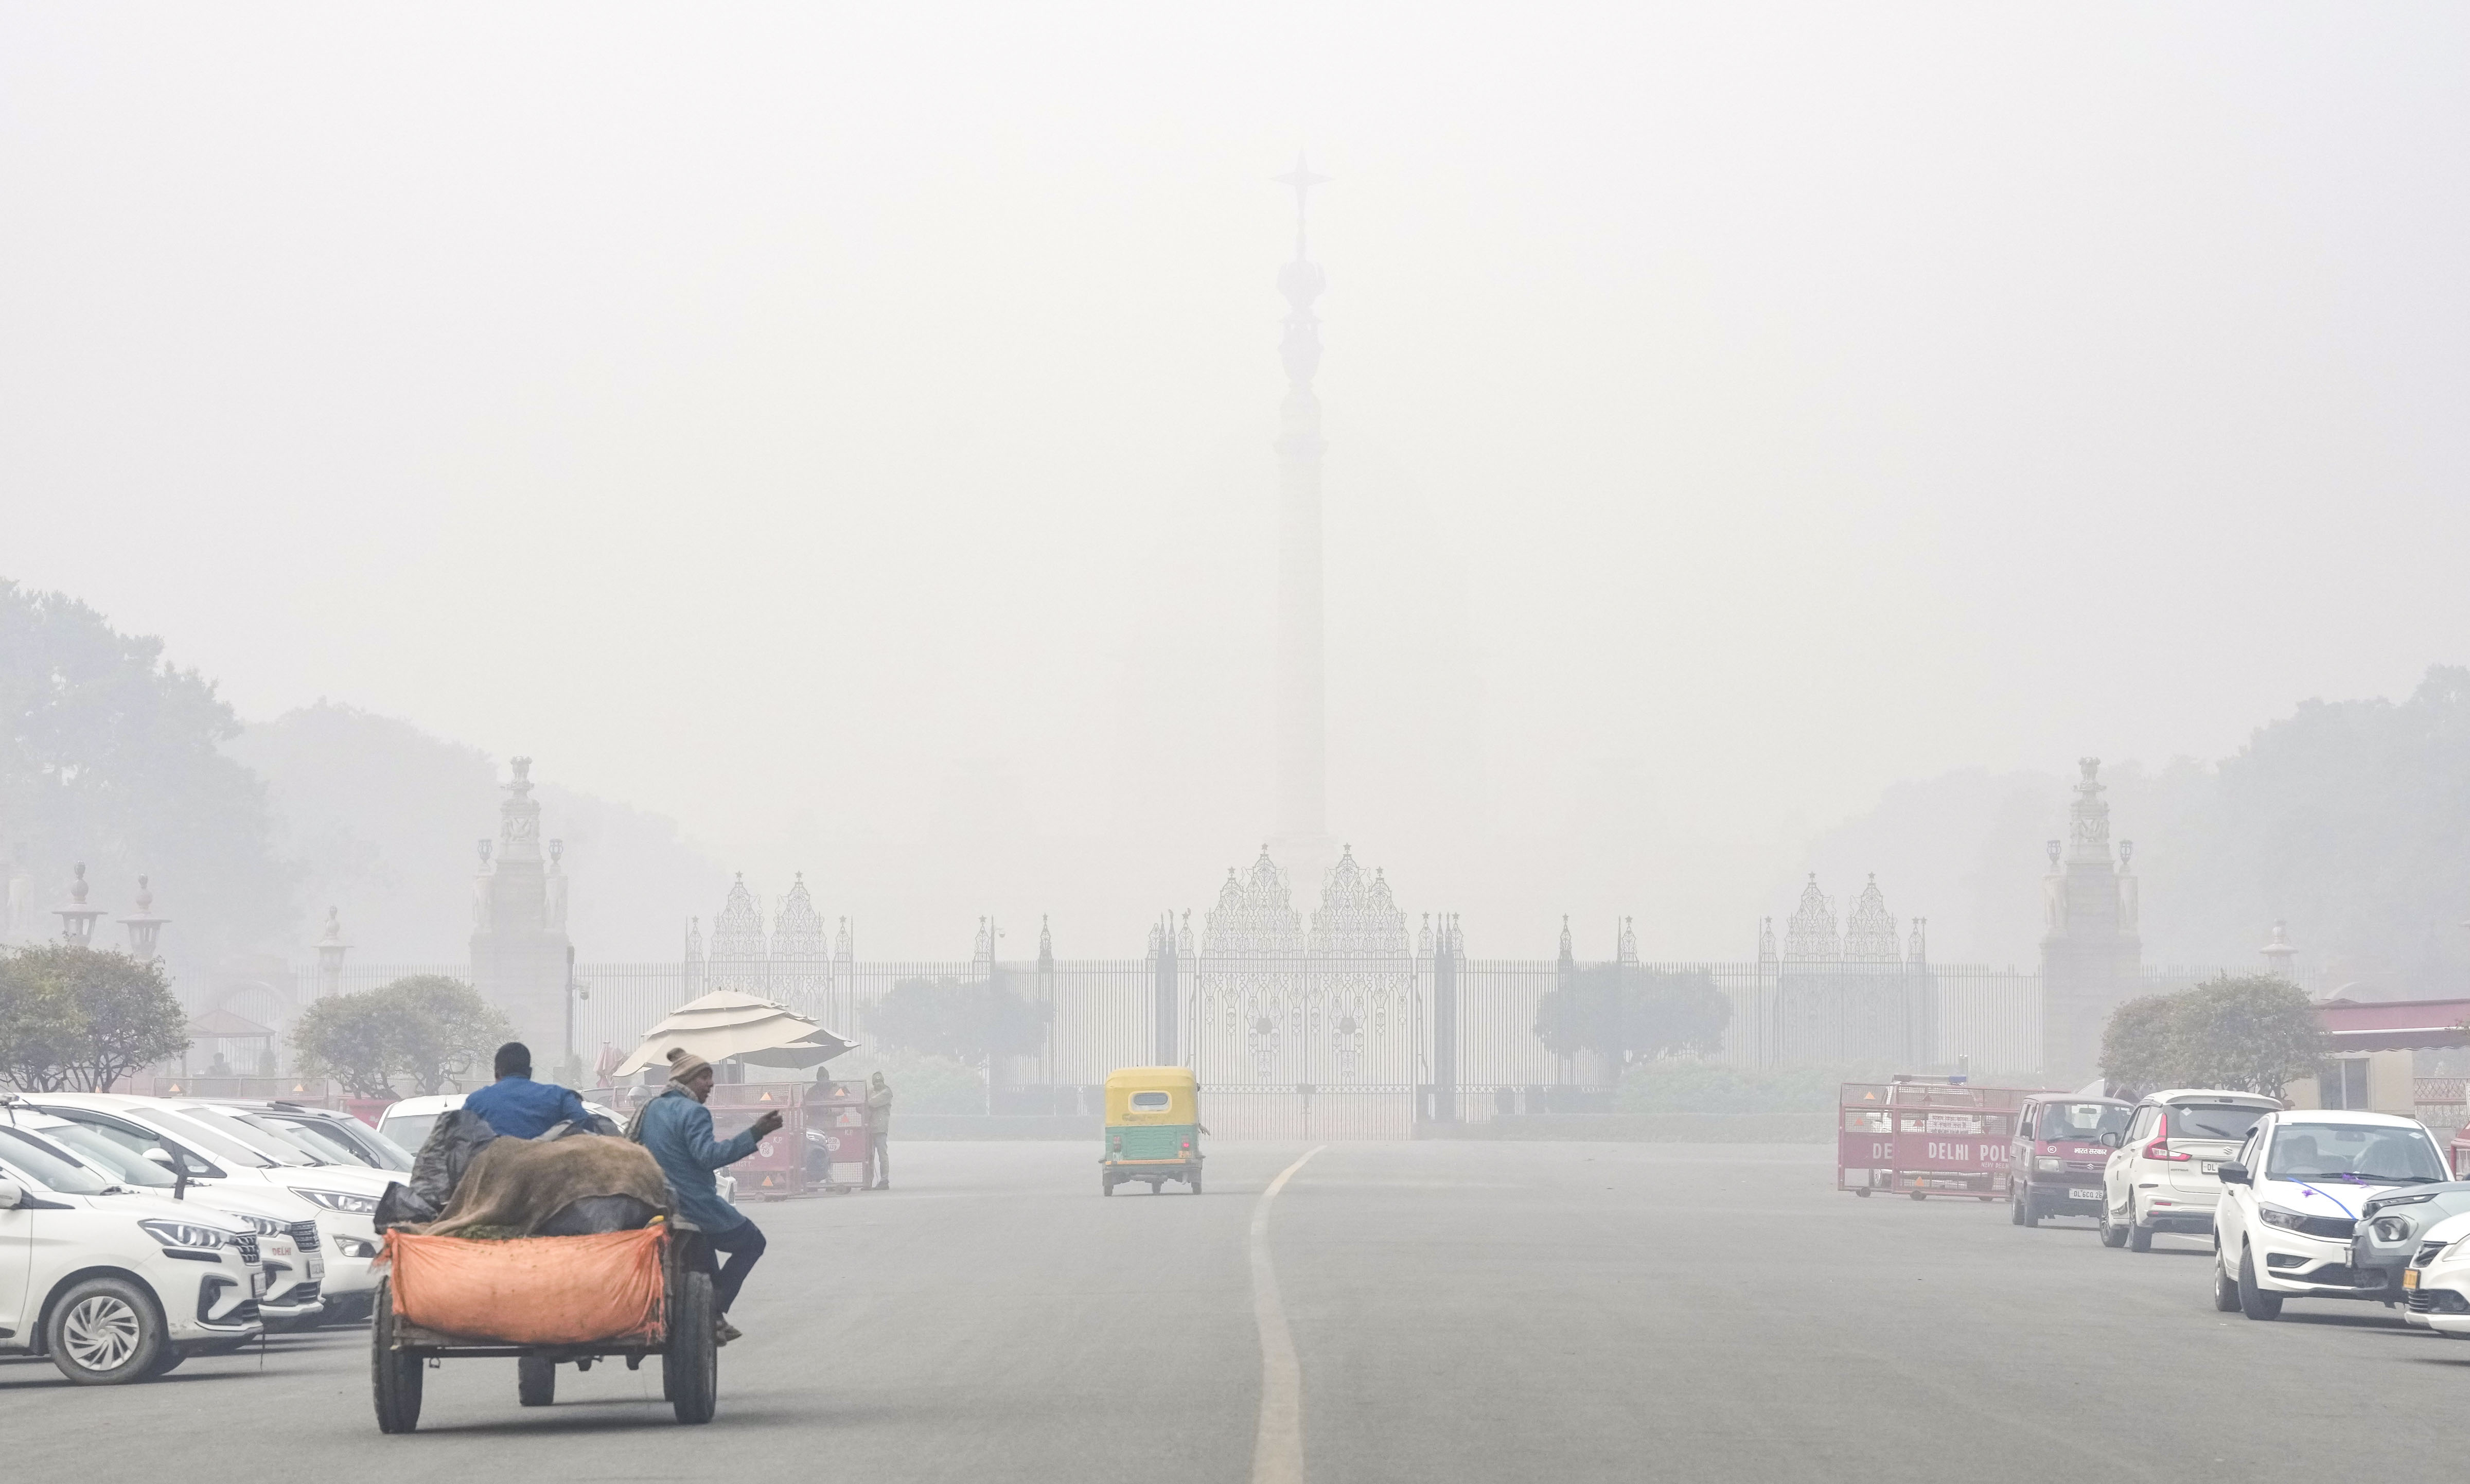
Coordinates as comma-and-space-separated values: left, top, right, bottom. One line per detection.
1534, 964, 1732, 1069
289, 974, 510, 1096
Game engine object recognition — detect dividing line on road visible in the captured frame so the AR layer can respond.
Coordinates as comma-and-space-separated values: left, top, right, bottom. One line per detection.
1250, 1145, 1326, 1484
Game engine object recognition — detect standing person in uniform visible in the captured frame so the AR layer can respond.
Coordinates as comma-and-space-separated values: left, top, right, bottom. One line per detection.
630, 1048, 782, 1344
866, 1071, 894, 1190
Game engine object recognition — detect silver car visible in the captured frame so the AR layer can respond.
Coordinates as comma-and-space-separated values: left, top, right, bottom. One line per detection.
2353, 1181, 2470, 1296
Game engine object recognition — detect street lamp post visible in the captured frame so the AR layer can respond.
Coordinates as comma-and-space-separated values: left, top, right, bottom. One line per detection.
117, 876, 169, 961
52, 864, 104, 946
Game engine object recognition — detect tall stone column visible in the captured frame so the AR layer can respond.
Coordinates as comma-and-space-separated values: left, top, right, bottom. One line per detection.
2038, 758, 2143, 1086
1271, 155, 1332, 871
469, 758, 573, 1061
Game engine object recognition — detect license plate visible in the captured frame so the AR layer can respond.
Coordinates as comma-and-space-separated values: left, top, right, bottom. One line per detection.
250, 1269, 268, 1299
2068, 1188, 2103, 1200
2201, 1161, 2220, 1174
308, 1253, 325, 1281
2406, 1269, 2421, 1289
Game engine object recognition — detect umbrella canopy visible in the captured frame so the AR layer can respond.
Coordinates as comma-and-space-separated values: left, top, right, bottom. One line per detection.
612, 989, 856, 1077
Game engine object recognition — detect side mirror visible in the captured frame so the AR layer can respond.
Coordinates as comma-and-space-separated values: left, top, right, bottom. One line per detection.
2098, 1131, 2122, 1149
0, 1179, 21, 1210
144, 1147, 189, 1200
2217, 1162, 2251, 1186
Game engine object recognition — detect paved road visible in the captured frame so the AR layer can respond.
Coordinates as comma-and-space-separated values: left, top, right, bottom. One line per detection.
7, 1140, 2468, 1482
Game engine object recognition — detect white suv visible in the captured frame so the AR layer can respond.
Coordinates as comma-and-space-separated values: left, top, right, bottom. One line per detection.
27, 1094, 393, 1325
2099, 1090, 2281, 1251
9, 1108, 328, 1328
0, 1120, 264, 1382
2212, 1109, 2450, 1319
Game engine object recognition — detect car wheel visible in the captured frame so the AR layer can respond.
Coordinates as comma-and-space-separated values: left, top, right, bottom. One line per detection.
2099, 1200, 2129, 1248
2010, 1191, 2025, 1225
2128, 1199, 2155, 1252
2237, 1248, 2283, 1320
2212, 1251, 2242, 1312
44, 1276, 167, 1385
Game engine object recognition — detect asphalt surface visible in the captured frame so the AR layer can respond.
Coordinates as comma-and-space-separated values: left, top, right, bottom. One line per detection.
8, 1140, 2470, 1482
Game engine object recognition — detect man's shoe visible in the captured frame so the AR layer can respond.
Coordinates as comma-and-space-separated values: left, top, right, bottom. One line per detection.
715, 1318, 743, 1346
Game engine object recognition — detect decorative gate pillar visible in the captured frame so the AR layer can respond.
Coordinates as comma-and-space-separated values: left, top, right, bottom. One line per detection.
469, 759, 573, 1059
2038, 759, 2142, 1086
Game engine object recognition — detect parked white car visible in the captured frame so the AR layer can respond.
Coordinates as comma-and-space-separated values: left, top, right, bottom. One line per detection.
9, 1108, 328, 1327
0, 1119, 264, 1383
2401, 1208, 2470, 1334
2098, 1089, 2281, 1250
2212, 1109, 2451, 1319
378, 1091, 734, 1202
25, 1094, 393, 1325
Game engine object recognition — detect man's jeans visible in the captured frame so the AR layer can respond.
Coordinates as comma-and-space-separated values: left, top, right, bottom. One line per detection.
698, 1219, 767, 1315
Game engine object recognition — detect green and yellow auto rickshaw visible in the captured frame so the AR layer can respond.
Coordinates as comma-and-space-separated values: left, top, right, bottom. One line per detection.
1101, 1066, 1204, 1195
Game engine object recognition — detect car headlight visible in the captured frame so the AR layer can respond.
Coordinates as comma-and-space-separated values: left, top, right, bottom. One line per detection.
296, 1188, 377, 1216
2259, 1205, 2312, 1231
236, 1214, 288, 1238
2035, 1157, 2063, 1172
139, 1218, 229, 1250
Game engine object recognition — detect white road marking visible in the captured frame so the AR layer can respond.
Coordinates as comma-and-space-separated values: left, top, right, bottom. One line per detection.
1250, 1145, 1326, 1484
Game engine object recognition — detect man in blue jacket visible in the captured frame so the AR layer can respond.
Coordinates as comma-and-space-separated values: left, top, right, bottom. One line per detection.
464, 1041, 591, 1139
631, 1048, 782, 1343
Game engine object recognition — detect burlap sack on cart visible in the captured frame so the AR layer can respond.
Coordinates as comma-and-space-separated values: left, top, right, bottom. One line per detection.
384, 1225, 666, 1344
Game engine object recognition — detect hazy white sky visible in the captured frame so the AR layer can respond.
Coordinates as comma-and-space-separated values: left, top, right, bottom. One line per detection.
7, 4, 2467, 960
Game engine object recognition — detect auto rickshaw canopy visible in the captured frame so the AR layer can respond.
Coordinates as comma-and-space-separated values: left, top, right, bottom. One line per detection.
1104, 1066, 1198, 1125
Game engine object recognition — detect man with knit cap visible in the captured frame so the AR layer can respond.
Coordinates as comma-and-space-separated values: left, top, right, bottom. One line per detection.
631, 1048, 783, 1344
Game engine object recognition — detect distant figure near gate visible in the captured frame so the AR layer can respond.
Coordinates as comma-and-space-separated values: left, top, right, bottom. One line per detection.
866, 1072, 893, 1190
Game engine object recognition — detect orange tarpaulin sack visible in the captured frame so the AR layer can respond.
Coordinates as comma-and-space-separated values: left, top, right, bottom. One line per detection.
383, 1226, 666, 1345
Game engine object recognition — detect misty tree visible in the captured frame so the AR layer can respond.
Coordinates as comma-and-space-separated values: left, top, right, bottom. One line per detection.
1535, 965, 1732, 1069
2098, 974, 2321, 1100
0, 580, 296, 961
0, 944, 191, 1091
290, 974, 509, 1097
862, 976, 1048, 1070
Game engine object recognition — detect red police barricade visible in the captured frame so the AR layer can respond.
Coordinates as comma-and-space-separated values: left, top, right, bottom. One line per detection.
804, 1081, 872, 1193
704, 1082, 809, 1200
1841, 1077, 2038, 1202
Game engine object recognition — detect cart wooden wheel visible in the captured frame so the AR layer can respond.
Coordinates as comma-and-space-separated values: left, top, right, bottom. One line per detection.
518, 1354, 557, 1407
664, 1268, 718, 1424
370, 1279, 424, 1434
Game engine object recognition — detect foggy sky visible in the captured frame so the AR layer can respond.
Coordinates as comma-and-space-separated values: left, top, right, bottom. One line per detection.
7, 5, 2467, 961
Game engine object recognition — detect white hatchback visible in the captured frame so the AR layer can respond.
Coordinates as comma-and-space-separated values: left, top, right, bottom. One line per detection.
2098, 1089, 2280, 1251
2402, 1209, 2470, 1334
2212, 1109, 2450, 1319
0, 1120, 264, 1383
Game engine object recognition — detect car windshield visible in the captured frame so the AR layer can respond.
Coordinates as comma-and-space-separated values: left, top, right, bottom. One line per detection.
142, 1107, 278, 1168
0, 1125, 116, 1194
2267, 1123, 2447, 1184
2166, 1104, 2269, 1141
384, 1114, 441, 1154
2039, 1103, 2130, 1141
37, 1122, 178, 1188
171, 1105, 319, 1165
260, 1116, 380, 1167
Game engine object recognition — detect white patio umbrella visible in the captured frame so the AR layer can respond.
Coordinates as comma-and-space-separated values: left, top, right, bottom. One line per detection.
612, 989, 856, 1077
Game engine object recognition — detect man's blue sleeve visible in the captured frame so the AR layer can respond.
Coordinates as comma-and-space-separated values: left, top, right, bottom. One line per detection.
557, 1086, 590, 1126
680, 1102, 762, 1170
